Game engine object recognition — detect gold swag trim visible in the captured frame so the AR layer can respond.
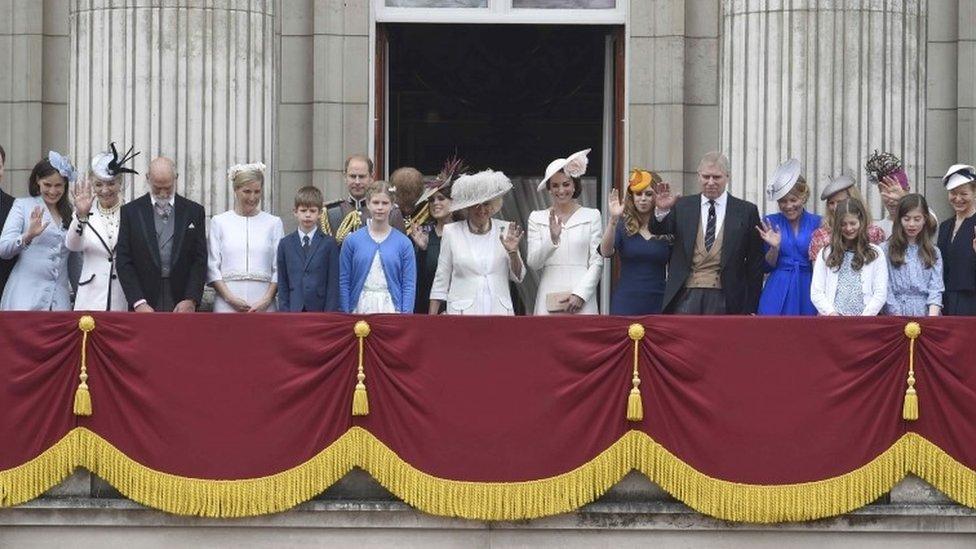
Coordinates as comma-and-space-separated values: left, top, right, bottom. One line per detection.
4, 429, 976, 522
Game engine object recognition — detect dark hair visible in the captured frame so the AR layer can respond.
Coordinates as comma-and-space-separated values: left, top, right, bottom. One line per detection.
28, 158, 72, 230
294, 185, 323, 209
0, 144, 5, 163
825, 197, 877, 271
888, 194, 938, 269
547, 173, 582, 199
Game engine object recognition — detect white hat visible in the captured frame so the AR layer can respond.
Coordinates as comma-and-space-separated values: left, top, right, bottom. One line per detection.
943, 164, 976, 191
449, 169, 513, 212
765, 159, 801, 202
90, 143, 140, 182
819, 170, 857, 201
537, 148, 591, 192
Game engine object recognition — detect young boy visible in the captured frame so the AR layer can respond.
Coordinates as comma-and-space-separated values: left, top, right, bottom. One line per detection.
276, 186, 340, 311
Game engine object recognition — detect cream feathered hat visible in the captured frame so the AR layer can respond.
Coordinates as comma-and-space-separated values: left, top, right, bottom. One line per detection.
90, 143, 140, 182
449, 169, 513, 212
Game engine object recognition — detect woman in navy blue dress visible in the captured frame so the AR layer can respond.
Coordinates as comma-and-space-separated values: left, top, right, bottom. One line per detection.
600, 169, 671, 315
756, 159, 822, 315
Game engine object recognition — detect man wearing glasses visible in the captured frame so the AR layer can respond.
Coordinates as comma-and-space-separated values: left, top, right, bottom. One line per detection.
321, 154, 405, 243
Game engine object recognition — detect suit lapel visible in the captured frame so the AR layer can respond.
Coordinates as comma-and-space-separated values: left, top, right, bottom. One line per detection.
681, 195, 700, 260
170, 195, 190, 265
138, 195, 161, 267
720, 197, 743, 267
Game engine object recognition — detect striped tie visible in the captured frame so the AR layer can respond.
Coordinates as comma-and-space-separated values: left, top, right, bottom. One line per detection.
704, 199, 716, 251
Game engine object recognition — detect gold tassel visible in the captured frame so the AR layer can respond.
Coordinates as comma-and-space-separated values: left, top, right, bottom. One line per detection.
74, 315, 96, 416
352, 320, 371, 416
902, 322, 921, 421
626, 323, 645, 422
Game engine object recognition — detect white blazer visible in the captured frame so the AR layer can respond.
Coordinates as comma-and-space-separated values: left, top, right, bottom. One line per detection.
526, 207, 603, 315
430, 220, 525, 315
810, 244, 888, 316
65, 211, 128, 311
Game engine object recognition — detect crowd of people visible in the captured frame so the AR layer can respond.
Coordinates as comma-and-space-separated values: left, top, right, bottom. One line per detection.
0, 142, 973, 317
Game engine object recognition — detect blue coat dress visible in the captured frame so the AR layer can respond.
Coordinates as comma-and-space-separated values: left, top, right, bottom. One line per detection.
0, 197, 72, 311
757, 210, 822, 316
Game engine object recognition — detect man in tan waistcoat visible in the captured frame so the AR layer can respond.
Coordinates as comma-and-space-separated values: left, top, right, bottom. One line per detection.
650, 152, 764, 314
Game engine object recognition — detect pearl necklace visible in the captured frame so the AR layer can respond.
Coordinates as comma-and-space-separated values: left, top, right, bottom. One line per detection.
97, 199, 122, 217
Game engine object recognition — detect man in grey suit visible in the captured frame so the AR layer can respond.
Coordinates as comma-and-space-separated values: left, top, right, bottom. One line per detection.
116, 157, 208, 312
651, 152, 764, 315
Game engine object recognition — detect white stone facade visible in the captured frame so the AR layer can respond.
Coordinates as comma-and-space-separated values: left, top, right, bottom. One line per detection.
2, 0, 970, 223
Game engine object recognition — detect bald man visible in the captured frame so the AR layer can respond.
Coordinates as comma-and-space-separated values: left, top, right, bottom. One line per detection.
116, 157, 208, 312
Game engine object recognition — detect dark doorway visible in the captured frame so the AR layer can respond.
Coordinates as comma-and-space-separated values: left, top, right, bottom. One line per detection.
386, 24, 609, 178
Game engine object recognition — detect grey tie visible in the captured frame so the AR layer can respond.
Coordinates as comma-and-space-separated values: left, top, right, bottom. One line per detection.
154, 201, 172, 221
302, 235, 310, 258
704, 199, 716, 251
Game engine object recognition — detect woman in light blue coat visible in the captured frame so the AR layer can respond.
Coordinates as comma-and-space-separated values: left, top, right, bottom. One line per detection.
0, 153, 76, 311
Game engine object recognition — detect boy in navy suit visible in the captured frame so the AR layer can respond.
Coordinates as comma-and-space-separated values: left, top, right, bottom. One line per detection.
277, 186, 340, 311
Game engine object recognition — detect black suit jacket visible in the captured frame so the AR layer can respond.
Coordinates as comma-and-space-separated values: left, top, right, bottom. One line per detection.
651, 193, 764, 314
0, 189, 15, 295
116, 193, 208, 310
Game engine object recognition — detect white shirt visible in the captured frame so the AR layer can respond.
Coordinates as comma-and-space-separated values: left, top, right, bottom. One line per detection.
700, 191, 728, 235
654, 190, 729, 233
151, 194, 175, 209
298, 228, 316, 245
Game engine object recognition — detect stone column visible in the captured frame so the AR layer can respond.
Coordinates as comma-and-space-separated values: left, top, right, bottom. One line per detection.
68, 0, 276, 215
721, 0, 927, 216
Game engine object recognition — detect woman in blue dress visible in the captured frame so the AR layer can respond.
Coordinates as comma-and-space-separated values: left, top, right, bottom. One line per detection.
600, 169, 671, 315
756, 159, 822, 315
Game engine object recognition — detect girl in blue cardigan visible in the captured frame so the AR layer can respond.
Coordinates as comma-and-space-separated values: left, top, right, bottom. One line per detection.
339, 182, 417, 313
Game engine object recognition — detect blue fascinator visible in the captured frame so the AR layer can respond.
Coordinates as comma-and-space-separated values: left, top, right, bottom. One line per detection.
47, 151, 78, 183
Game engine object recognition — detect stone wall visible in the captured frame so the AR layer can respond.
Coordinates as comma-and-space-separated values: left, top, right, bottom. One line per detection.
3, 470, 974, 547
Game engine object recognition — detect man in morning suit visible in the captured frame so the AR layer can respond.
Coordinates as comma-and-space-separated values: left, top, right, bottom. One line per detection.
116, 157, 208, 312
651, 151, 764, 314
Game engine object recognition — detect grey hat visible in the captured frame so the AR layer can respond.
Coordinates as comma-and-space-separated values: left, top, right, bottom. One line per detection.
765, 159, 802, 202
820, 171, 857, 201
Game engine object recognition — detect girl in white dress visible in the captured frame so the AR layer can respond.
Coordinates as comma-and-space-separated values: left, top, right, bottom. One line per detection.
67, 144, 137, 311
527, 149, 602, 315
207, 163, 283, 313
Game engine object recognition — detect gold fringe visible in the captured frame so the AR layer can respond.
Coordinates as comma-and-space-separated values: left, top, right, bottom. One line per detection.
626, 323, 645, 422
0, 430, 83, 507
352, 320, 371, 416
74, 315, 96, 416
6, 429, 976, 522
903, 322, 921, 421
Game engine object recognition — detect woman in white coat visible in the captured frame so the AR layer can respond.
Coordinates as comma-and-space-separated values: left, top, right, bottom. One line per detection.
527, 149, 602, 315
429, 169, 525, 315
66, 144, 137, 311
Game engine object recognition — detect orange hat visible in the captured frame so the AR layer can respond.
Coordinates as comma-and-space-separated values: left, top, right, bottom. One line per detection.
628, 168, 654, 193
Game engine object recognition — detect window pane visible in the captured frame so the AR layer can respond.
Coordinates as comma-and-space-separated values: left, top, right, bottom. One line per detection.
513, 0, 615, 7
385, 0, 486, 7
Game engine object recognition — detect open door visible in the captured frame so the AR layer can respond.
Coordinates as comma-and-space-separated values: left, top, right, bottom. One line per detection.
374, 24, 388, 180
599, 26, 625, 313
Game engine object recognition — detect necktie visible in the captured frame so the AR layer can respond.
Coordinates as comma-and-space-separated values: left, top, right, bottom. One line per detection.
154, 201, 172, 220
704, 199, 716, 251
302, 235, 310, 257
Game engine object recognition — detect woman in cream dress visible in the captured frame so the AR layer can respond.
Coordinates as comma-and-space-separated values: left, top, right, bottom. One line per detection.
527, 149, 602, 315
429, 169, 525, 315
207, 163, 283, 312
